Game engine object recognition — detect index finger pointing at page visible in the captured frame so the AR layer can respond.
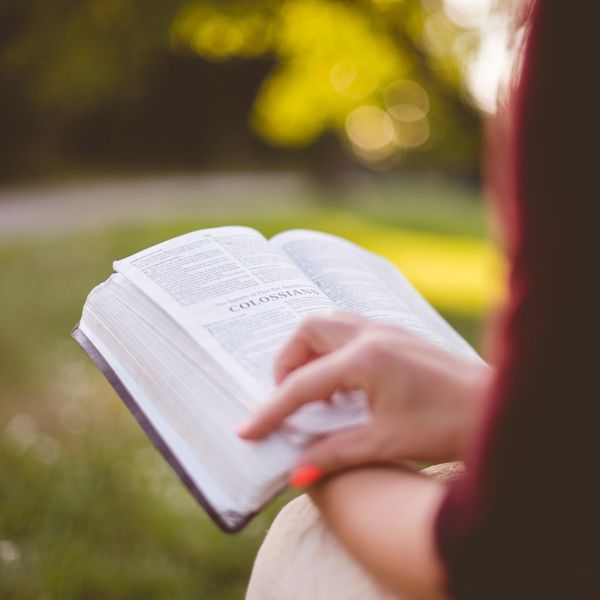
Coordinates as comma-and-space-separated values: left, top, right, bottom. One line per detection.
240, 346, 360, 439
273, 313, 365, 383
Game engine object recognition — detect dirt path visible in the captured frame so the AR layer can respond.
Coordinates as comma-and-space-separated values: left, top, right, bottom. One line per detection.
0, 172, 313, 241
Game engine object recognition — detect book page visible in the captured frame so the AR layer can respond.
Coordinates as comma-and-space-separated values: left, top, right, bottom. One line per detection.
79, 275, 299, 524
271, 229, 480, 361
113, 227, 337, 409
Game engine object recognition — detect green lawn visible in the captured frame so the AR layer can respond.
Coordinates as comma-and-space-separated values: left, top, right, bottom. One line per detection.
0, 193, 498, 599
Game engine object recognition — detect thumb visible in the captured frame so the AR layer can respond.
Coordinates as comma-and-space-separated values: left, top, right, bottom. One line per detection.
289, 425, 383, 487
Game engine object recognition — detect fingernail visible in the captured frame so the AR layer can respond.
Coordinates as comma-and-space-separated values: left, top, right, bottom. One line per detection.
235, 421, 250, 437
289, 464, 324, 488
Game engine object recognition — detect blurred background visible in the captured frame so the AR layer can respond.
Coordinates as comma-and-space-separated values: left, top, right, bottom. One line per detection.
0, 0, 511, 597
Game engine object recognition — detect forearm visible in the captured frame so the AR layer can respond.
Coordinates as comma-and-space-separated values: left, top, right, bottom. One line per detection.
309, 467, 448, 600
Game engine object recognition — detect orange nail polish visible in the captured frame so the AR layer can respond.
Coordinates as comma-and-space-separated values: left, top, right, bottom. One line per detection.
289, 464, 324, 488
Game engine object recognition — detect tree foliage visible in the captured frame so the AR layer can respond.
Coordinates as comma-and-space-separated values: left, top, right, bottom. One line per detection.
0, 0, 483, 177
171, 0, 482, 170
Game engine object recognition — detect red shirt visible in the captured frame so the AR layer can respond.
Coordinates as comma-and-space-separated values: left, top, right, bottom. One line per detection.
435, 1, 600, 597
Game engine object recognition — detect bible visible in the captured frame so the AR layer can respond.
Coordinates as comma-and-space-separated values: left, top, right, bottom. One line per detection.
73, 227, 479, 532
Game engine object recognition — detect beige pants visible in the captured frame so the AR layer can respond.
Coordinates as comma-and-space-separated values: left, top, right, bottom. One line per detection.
246, 463, 463, 600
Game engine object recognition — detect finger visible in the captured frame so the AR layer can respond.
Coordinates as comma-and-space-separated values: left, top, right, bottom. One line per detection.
274, 312, 363, 382
274, 312, 368, 384
291, 424, 384, 483
241, 345, 362, 439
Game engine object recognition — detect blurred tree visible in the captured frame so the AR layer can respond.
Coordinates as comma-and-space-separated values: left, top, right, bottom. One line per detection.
0, 0, 176, 114
0, 0, 181, 177
0, 0, 483, 181
171, 0, 482, 172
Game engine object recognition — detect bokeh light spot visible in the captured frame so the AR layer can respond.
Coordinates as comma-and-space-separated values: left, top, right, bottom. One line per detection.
330, 58, 378, 99
346, 105, 397, 158
0, 540, 21, 564
330, 59, 358, 94
2, 413, 39, 454
385, 80, 430, 122
395, 116, 430, 148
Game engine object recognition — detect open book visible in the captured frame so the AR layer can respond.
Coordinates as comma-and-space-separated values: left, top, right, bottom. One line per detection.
73, 227, 480, 532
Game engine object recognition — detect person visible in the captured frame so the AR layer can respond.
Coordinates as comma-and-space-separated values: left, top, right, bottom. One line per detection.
238, 0, 600, 597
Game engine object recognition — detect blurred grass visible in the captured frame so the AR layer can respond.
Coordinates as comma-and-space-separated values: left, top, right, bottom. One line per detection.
0, 196, 501, 599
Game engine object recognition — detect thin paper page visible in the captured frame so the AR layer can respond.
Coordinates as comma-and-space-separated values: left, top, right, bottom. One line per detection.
81, 282, 298, 517
114, 226, 337, 408
366, 252, 480, 360
271, 229, 480, 360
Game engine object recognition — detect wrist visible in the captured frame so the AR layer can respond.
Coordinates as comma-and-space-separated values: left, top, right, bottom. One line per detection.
454, 363, 491, 460
308, 466, 449, 599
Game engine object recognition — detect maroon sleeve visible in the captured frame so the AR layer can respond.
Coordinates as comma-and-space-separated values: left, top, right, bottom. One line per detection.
433, 1, 600, 597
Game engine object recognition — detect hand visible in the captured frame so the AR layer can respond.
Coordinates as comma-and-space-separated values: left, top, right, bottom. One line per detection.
238, 311, 490, 482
